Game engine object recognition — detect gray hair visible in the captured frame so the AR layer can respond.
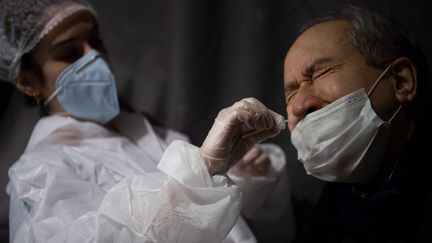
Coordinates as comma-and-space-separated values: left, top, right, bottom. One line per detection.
303, 5, 431, 116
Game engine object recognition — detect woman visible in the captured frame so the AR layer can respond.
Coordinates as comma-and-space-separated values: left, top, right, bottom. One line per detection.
0, 0, 289, 242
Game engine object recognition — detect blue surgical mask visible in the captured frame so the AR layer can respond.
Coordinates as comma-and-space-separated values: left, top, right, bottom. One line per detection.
44, 50, 120, 124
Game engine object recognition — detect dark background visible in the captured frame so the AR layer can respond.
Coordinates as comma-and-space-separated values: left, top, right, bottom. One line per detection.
0, 0, 430, 242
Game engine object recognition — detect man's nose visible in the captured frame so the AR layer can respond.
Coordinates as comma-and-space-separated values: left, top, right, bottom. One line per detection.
288, 90, 325, 131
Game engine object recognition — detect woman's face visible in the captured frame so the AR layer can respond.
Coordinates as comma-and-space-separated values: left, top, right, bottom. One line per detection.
19, 10, 106, 113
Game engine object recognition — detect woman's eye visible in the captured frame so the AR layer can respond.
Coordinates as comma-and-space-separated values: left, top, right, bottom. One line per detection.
56, 48, 83, 62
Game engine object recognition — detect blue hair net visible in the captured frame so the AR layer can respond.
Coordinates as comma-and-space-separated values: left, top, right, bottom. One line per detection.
0, 0, 96, 83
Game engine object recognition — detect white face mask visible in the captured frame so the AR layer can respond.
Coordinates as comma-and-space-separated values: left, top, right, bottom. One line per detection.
290, 64, 401, 183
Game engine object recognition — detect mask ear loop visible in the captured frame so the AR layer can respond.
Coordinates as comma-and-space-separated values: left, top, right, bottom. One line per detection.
367, 64, 393, 97
43, 84, 64, 106
367, 64, 402, 124
388, 105, 402, 123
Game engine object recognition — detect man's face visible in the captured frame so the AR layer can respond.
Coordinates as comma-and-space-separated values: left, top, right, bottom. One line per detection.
284, 20, 397, 132
30, 11, 106, 113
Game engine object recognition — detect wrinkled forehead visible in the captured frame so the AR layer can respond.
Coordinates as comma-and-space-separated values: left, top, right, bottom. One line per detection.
284, 20, 356, 74
287, 20, 352, 60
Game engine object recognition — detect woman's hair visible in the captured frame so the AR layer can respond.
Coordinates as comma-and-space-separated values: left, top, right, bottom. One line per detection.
20, 53, 44, 85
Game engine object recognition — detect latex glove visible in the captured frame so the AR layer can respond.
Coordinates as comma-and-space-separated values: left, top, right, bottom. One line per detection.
228, 145, 271, 177
200, 97, 285, 176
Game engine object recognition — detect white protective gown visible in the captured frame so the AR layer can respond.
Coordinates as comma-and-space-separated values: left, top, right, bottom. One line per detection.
7, 112, 287, 243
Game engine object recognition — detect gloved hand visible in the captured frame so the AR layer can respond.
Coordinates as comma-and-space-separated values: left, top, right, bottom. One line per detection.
200, 97, 285, 176
228, 145, 271, 177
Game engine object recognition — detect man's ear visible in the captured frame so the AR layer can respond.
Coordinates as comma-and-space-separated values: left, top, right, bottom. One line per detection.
15, 70, 42, 99
391, 57, 417, 103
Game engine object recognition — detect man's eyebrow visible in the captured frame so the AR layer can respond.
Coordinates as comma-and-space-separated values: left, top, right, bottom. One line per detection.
284, 57, 337, 92
303, 57, 335, 77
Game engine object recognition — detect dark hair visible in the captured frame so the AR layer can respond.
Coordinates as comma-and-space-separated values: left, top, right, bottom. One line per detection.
303, 5, 431, 118
20, 52, 44, 85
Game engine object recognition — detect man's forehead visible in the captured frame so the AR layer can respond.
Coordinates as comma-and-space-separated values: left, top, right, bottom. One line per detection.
293, 21, 351, 53
284, 20, 354, 70
303, 20, 350, 37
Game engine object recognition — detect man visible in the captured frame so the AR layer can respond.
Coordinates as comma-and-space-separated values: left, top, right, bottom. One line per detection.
283, 5, 432, 242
